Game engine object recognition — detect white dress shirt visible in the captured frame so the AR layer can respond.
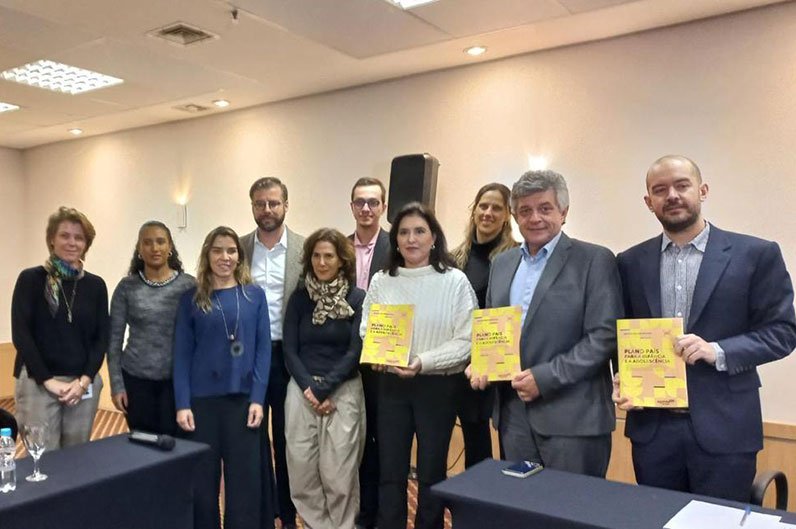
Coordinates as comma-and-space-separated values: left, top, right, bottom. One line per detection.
251, 227, 287, 340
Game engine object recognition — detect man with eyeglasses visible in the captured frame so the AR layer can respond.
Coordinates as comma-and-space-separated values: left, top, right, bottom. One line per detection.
241, 176, 304, 529
348, 177, 389, 529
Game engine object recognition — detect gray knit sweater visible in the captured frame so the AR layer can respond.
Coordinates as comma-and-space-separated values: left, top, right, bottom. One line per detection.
107, 272, 195, 394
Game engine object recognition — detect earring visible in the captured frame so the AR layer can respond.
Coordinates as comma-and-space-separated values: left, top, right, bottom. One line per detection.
137, 253, 142, 259
168, 251, 173, 256
431, 244, 436, 250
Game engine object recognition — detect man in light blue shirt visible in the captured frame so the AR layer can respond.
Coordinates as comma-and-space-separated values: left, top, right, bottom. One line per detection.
470, 170, 623, 477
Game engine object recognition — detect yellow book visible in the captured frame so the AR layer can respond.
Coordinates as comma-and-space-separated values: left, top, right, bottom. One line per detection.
360, 304, 414, 367
617, 318, 688, 408
470, 306, 522, 382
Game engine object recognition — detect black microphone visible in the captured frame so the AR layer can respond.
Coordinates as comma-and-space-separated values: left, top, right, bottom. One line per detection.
128, 430, 176, 451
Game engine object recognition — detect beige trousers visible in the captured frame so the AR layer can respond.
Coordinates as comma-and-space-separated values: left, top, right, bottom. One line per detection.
285, 376, 366, 529
14, 367, 103, 451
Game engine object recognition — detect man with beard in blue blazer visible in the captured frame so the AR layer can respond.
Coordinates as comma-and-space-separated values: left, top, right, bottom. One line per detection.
614, 155, 796, 502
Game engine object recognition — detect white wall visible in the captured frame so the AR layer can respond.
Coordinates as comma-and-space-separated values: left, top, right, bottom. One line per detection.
0, 147, 25, 342
15, 2, 796, 421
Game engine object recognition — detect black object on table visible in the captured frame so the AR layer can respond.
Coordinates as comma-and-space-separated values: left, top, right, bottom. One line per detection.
0, 433, 210, 529
432, 459, 796, 529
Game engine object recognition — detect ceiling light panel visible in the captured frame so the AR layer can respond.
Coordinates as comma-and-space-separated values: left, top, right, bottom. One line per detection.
0, 102, 21, 113
391, 0, 440, 9
0, 60, 124, 95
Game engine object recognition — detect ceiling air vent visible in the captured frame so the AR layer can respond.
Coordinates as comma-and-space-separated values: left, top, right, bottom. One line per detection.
173, 103, 211, 113
151, 22, 217, 46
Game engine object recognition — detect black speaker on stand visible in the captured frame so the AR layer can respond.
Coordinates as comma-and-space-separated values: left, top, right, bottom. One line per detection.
387, 153, 439, 224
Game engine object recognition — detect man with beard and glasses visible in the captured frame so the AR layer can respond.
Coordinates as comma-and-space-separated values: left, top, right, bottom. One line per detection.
241, 177, 305, 529
614, 155, 796, 501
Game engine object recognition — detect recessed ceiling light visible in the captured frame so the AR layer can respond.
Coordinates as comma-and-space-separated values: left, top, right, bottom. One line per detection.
68, 128, 83, 136
388, 0, 439, 9
212, 99, 230, 108
0, 60, 123, 95
0, 101, 20, 113
465, 46, 487, 57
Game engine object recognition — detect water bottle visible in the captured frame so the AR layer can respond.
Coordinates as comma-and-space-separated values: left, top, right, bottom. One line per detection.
0, 427, 16, 493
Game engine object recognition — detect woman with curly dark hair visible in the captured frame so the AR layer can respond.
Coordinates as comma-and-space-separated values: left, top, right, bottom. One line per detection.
283, 228, 366, 529
108, 221, 194, 434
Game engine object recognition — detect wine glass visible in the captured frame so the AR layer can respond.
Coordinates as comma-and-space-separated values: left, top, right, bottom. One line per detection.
21, 423, 48, 482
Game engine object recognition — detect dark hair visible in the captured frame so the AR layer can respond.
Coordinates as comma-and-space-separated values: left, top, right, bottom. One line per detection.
301, 228, 357, 285
387, 202, 456, 276
194, 226, 252, 312
45, 206, 96, 257
350, 177, 387, 202
127, 221, 184, 275
451, 183, 517, 268
249, 177, 288, 202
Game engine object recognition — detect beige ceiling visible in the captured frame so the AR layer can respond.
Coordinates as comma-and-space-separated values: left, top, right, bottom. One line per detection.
0, 0, 787, 149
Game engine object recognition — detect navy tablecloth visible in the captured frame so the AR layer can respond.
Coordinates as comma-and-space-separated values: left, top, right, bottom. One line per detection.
0, 434, 210, 529
432, 459, 795, 529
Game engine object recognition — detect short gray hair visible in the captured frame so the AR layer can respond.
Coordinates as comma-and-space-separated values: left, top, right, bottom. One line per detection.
511, 170, 569, 211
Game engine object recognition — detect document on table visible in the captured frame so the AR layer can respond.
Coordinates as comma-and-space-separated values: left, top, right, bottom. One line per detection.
664, 500, 792, 529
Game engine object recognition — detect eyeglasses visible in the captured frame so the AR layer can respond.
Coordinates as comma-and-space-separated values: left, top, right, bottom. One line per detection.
252, 200, 283, 211
352, 198, 381, 210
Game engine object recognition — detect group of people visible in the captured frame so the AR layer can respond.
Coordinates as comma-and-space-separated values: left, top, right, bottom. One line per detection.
9, 154, 796, 529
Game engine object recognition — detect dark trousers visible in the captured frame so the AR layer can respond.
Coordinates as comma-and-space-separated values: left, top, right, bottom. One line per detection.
121, 369, 176, 435
264, 341, 296, 526
187, 395, 263, 529
357, 367, 381, 528
378, 374, 458, 529
455, 375, 493, 468
632, 412, 757, 502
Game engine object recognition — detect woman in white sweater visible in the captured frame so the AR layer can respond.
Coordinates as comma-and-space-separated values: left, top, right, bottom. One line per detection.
360, 202, 477, 529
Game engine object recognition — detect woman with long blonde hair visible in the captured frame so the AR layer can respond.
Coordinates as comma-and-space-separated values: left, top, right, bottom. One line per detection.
451, 183, 518, 467
173, 226, 272, 529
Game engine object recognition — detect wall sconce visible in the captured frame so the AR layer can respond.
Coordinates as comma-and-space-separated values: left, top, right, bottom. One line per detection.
176, 200, 188, 230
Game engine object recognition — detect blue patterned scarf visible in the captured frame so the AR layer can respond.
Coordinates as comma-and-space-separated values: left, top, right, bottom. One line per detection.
43, 255, 84, 318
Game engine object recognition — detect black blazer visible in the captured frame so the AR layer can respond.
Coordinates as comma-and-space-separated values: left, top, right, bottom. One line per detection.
349, 229, 390, 283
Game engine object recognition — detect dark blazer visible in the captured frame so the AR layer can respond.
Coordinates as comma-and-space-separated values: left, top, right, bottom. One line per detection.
349, 228, 390, 282
486, 232, 623, 436
617, 225, 796, 453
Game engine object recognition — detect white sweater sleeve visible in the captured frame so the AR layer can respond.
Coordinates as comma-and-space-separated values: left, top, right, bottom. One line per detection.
360, 271, 383, 339
418, 272, 478, 373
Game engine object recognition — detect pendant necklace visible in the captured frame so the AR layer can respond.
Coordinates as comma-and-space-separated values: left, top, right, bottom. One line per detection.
60, 279, 78, 323
215, 286, 243, 357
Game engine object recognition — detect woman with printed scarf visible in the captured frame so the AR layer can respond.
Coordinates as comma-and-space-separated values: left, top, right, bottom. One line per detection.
283, 228, 366, 529
11, 206, 109, 450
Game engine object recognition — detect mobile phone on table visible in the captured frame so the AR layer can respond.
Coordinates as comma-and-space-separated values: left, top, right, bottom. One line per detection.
501, 460, 544, 478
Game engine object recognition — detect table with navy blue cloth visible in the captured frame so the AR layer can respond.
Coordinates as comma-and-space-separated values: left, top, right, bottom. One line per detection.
0, 433, 210, 529
432, 459, 796, 529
